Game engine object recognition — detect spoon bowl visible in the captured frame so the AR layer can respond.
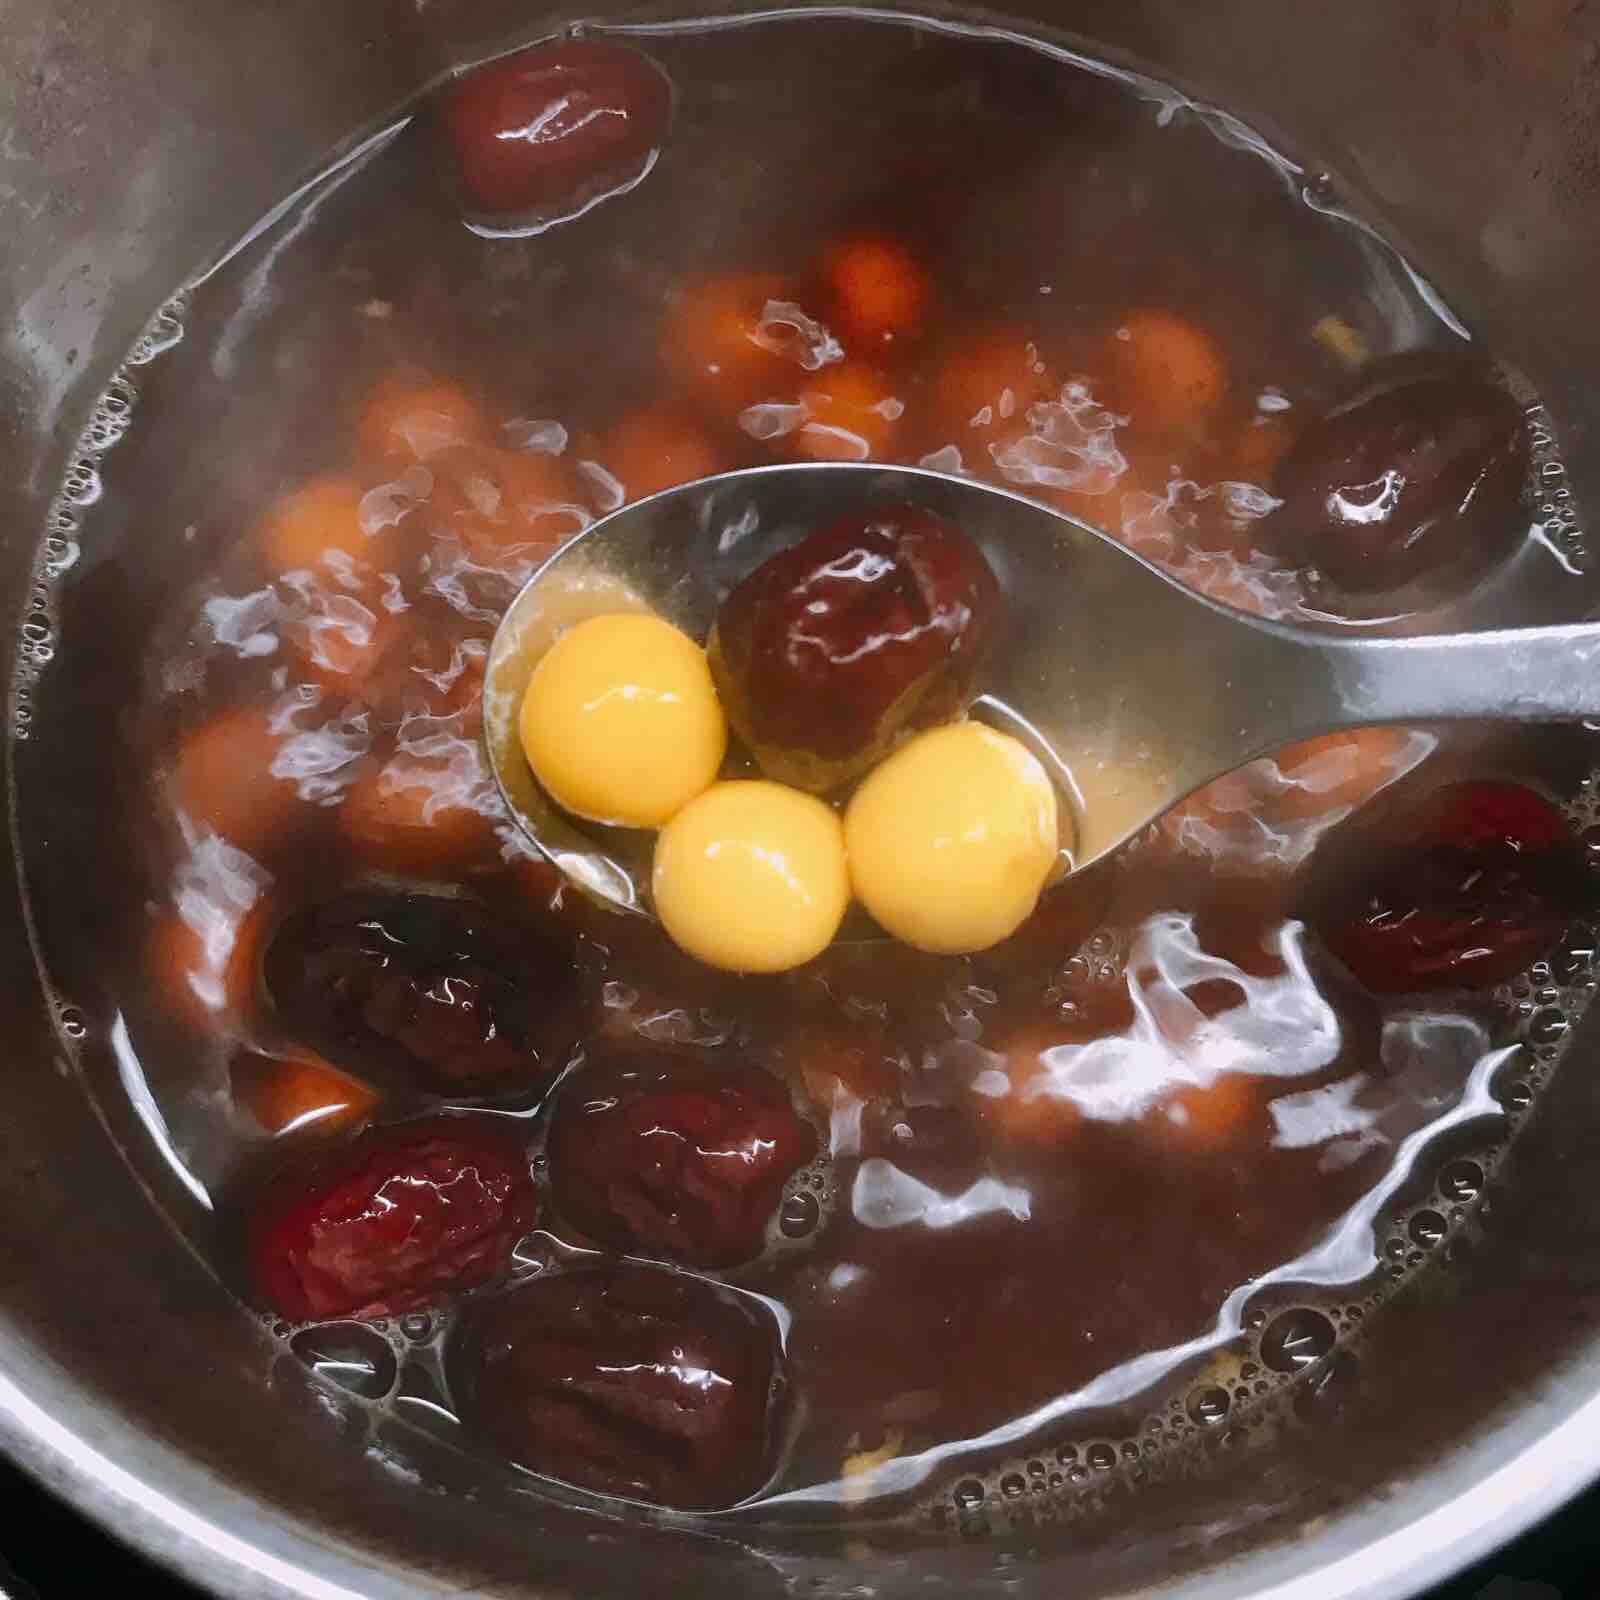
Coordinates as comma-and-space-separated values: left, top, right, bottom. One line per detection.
485, 461, 1600, 922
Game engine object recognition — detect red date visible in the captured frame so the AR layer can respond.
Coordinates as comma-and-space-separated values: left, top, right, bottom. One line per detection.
1269, 361, 1528, 594
453, 1266, 782, 1509
247, 1116, 536, 1322
708, 503, 1003, 792
263, 892, 582, 1095
442, 41, 672, 223
1318, 780, 1578, 994
548, 1050, 817, 1266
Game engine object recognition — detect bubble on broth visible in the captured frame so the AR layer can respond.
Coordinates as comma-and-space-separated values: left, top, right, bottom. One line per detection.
291, 1322, 400, 1401
1186, 1385, 1231, 1427
1526, 396, 1586, 574
1259, 1308, 1338, 1375
128, 291, 190, 367
1439, 1159, 1486, 1203
778, 1189, 821, 1239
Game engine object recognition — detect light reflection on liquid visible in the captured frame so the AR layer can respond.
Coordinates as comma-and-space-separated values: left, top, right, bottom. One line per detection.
110, 1011, 213, 1212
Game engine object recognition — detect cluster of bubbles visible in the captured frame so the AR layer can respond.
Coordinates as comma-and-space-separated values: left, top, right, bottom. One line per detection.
273, 1303, 467, 1481
21, 296, 193, 1057
12, 292, 189, 743
927, 1292, 1384, 1540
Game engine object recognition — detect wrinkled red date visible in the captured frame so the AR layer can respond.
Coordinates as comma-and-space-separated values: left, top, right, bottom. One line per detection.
548, 1050, 817, 1266
263, 892, 581, 1093
1318, 780, 1578, 994
1269, 362, 1528, 594
442, 41, 672, 221
247, 1116, 536, 1322
709, 502, 1003, 791
454, 1266, 782, 1509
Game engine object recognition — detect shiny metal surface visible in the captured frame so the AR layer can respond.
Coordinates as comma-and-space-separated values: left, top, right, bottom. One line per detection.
487, 461, 1600, 909
3, 2, 1600, 1599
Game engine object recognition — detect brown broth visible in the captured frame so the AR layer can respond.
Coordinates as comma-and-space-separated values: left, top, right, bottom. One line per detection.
13, 10, 1595, 1528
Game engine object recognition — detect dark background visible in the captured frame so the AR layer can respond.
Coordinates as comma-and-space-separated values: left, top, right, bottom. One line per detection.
0, 1458, 1594, 1599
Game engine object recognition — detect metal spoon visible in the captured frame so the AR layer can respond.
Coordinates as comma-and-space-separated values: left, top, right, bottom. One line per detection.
484, 460, 1600, 920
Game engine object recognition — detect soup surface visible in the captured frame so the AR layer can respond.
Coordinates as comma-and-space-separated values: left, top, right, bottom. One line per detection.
14, 10, 1597, 1532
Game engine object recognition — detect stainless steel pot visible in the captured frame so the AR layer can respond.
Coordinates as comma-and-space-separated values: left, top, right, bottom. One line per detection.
3, 2, 1600, 1595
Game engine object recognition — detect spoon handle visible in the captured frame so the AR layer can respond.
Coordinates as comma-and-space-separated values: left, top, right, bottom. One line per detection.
1285, 621, 1600, 734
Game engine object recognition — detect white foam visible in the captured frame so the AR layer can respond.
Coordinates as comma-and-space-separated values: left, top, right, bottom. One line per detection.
800, 421, 870, 461
358, 464, 432, 537
168, 822, 271, 1014
1022, 913, 1340, 1122
1217, 479, 1282, 520
267, 693, 370, 803
1380, 1011, 1494, 1118
423, 537, 544, 623
502, 418, 568, 455
989, 381, 1128, 496
1168, 545, 1305, 618
851, 1160, 1032, 1230
749, 299, 843, 371
827, 1079, 866, 1158
279, 573, 380, 673
918, 445, 968, 475
202, 588, 281, 658
577, 460, 626, 514
738, 401, 809, 441
378, 573, 409, 614
385, 708, 502, 821
409, 636, 486, 695
1164, 728, 1436, 870
1270, 1076, 1383, 1150
321, 549, 365, 592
